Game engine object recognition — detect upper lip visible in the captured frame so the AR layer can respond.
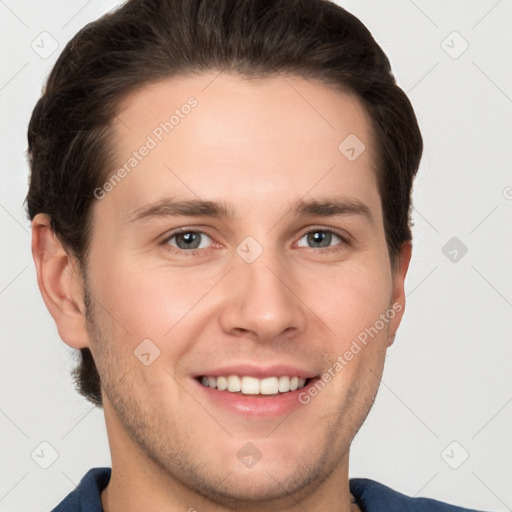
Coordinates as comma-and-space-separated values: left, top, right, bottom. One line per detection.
192, 364, 318, 379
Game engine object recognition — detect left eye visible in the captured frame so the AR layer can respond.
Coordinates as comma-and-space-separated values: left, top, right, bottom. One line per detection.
297, 230, 343, 249
165, 231, 212, 250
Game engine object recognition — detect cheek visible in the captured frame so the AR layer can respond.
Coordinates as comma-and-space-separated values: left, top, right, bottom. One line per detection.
305, 259, 393, 394
92, 257, 222, 346
309, 261, 393, 337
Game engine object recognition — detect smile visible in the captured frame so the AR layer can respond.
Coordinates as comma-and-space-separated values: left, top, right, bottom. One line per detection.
198, 375, 309, 395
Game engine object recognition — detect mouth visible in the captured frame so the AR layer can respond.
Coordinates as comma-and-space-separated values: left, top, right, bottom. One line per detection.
192, 369, 320, 417
196, 375, 310, 395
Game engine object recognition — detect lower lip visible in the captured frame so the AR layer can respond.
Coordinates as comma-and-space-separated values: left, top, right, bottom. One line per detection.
192, 378, 317, 418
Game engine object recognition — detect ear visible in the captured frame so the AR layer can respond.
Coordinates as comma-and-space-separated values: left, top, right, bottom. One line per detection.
386, 241, 412, 347
31, 213, 90, 349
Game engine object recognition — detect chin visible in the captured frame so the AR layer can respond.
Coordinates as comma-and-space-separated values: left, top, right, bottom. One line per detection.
171, 437, 336, 507
182, 462, 327, 508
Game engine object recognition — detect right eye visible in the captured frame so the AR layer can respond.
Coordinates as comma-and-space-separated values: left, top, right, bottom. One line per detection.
162, 230, 214, 251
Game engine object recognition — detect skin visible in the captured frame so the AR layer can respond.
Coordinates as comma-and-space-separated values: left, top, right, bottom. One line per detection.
32, 72, 411, 512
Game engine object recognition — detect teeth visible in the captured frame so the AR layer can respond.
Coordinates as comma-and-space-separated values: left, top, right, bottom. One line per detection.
199, 375, 308, 394
241, 376, 260, 394
227, 375, 241, 392
217, 376, 227, 391
260, 377, 279, 395
278, 376, 290, 392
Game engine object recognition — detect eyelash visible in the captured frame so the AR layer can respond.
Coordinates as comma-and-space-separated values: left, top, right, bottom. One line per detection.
159, 227, 350, 256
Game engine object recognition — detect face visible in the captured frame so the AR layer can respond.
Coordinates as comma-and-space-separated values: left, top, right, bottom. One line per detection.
79, 73, 409, 506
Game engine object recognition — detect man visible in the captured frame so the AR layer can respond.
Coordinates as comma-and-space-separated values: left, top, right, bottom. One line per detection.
26, 0, 489, 510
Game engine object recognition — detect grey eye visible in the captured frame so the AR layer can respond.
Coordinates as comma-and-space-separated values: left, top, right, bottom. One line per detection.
297, 230, 342, 248
167, 231, 212, 250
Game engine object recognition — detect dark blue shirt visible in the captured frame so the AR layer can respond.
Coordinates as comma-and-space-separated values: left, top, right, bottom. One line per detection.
51, 467, 488, 511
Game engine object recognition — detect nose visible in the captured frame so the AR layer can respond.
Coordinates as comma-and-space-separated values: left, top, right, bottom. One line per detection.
218, 250, 308, 342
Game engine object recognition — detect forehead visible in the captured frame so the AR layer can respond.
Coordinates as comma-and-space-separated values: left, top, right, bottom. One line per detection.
100, 72, 380, 223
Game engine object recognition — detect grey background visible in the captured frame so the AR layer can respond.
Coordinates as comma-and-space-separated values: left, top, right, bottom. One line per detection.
1, 1, 511, 511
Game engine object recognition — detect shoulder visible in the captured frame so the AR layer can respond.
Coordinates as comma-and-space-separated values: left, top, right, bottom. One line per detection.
349, 478, 491, 512
51, 468, 111, 512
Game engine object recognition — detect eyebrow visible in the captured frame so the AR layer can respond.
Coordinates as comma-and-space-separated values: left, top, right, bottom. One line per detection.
126, 196, 373, 226
294, 198, 373, 225
127, 198, 233, 223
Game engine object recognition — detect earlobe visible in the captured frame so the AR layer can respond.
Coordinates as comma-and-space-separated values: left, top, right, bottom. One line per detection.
31, 213, 90, 349
387, 241, 412, 347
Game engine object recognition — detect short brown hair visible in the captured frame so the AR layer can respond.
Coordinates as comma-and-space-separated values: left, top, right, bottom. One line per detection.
26, 0, 423, 406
